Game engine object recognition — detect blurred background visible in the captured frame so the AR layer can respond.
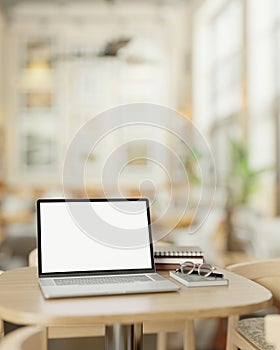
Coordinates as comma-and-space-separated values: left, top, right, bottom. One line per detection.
0, 0, 279, 348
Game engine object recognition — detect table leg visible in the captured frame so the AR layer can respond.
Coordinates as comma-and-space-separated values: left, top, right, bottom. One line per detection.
105, 323, 143, 350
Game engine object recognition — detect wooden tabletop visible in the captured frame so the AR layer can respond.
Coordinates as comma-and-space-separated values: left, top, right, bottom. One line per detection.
0, 267, 272, 327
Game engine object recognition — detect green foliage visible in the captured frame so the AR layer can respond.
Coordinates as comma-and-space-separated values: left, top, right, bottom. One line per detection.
227, 139, 271, 206
184, 148, 202, 185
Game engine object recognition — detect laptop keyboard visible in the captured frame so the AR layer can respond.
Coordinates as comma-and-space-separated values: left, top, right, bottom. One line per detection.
54, 275, 151, 286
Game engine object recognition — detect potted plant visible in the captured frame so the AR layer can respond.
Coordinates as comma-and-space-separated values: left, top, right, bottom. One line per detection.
226, 139, 272, 250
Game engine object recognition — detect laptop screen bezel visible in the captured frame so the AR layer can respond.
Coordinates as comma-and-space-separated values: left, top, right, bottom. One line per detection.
37, 198, 156, 278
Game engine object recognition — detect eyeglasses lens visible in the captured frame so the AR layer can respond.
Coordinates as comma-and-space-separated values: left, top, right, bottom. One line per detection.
181, 262, 195, 275
198, 263, 213, 277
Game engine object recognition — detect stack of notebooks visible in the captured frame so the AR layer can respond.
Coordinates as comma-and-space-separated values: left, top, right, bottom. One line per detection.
154, 245, 204, 270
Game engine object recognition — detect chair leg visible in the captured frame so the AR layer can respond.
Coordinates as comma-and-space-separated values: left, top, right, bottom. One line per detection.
42, 327, 48, 350
183, 320, 195, 350
157, 331, 167, 350
226, 315, 239, 350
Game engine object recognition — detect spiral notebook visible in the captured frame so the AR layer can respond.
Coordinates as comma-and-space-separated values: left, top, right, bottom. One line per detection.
154, 246, 204, 270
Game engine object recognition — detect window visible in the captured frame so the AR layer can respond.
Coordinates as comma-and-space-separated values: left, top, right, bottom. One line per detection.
211, 0, 243, 119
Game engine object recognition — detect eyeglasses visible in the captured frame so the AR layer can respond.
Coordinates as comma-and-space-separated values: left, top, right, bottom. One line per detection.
175, 261, 223, 278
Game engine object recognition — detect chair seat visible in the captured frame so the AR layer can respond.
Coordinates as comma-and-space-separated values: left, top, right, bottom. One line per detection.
236, 318, 274, 350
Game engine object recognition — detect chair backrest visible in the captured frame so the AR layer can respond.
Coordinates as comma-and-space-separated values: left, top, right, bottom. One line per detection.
0, 326, 46, 350
28, 249, 38, 267
265, 315, 280, 350
227, 258, 280, 309
0, 271, 4, 341
227, 258, 280, 281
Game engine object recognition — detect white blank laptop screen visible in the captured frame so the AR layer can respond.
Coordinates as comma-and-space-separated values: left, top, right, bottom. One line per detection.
39, 200, 153, 274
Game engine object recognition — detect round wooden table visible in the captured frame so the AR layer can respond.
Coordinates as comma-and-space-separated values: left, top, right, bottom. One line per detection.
0, 267, 272, 350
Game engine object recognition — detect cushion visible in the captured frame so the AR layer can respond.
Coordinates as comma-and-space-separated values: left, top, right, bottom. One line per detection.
236, 318, 274, 350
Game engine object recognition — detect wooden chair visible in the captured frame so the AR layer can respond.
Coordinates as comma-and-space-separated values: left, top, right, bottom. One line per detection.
226, 258, 280, 350
28, 248, 192, 350
265, 314, 280, 350
28, 249, 37, 267
0, 326, 47, 350
0, 271, 4, 342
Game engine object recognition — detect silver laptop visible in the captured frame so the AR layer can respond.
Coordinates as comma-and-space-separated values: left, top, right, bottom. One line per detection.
37, 198, 179, 299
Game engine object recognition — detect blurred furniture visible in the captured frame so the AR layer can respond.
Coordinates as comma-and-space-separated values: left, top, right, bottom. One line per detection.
265, 315, 280, 350
0, 212, 32, 246
231, 207, 280, 260
167, 207, 226, 264
0, 326, 47, 350
0, 193, 35, 269
226, 258, 280, 350
0, 266, 272, 350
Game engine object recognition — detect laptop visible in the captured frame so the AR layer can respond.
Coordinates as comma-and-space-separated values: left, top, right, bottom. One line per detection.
37, 198, 179, 299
